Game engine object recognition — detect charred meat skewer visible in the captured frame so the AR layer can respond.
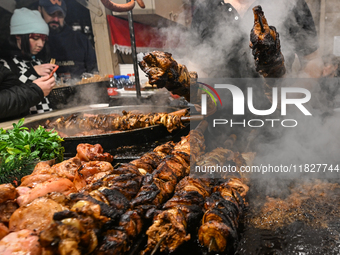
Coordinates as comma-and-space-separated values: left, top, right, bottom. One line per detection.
198, 177, 249, 253
138, 51, 198, 101
45, 109, 189, 136
93, 125, 207, 254
249, 5, 286, 78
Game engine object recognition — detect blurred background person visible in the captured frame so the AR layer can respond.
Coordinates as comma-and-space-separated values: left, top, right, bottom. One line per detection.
0, 7, 57, 114
38, 0, 97, 79
322, 53, 339, 78
318, 54, 340, 111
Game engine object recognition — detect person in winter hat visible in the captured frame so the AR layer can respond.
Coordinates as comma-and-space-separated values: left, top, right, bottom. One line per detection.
0, 8, 57, 114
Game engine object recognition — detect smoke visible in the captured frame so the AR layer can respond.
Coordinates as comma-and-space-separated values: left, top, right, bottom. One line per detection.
155, 0, 306, 78
150, 0, 340, 197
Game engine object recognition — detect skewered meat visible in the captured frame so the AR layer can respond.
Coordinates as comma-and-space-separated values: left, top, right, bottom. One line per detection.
76, 144, 114, 163
196, 148, 234, 168
138, 51, 197, 101
142, 177, 212, 254
198, 177, 249, 253
131, 133, 191, 209
9, 197, 67, 233
130, 152, 162, 174
0, 229, 41, 254
250, 5, 286, 78
142, 133, 251, 255
188, 129, 206, 164
44, 109, 188, 136
95, 122, 207, 255
142, 141, 231, 254
39, 217, 98, 255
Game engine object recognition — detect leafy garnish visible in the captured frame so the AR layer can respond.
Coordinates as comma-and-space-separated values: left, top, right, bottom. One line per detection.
0, 118, 64, 183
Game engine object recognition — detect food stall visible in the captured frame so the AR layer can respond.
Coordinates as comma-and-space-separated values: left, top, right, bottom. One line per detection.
1, 0, 340, 254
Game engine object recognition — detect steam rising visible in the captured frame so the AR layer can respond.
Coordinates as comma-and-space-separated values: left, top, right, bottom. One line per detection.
149, 0, 340, 195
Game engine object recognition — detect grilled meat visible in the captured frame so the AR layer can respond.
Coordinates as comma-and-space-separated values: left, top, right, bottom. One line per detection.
1, 123, 208, 255
138, 51, 197, 101
0, 223, 9, 240
250, 5, 286, 78
0, 184, 18, 204
44, 109, 188, 136
97, 123, 207, 255
76, 144, 114, 163
131, 132, 192, 209
0, 200, 18, 224
0, 229, 42, 254
142, 145, 234, 254
198, 178, 249, 253
39, 217, 98, 255
16, 178, 77, 207
142, 177, 213, 254
50, 157, 82, 181
95, 229, 129, 255
20, 174, 58, 188
73, 161, 114, 190
9, 197, 67, 233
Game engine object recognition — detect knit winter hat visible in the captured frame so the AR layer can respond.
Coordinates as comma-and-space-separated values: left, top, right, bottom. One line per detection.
10, 8, 49, 36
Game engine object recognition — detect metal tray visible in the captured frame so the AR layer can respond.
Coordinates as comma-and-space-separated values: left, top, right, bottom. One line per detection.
24, 105, 189, 157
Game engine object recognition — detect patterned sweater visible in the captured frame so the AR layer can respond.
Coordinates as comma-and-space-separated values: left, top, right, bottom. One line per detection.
0, 56, 53, 114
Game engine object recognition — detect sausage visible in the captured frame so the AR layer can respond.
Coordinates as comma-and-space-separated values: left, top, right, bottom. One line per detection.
100, 0, 135, 12
136, 0, 145, 8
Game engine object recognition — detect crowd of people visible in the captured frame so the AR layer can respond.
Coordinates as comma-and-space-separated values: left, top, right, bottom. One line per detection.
0, 0, 339, 122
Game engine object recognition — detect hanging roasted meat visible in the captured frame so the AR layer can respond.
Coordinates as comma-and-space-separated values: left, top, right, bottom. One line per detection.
249, 5, 286, 78
138, 51, 198, 101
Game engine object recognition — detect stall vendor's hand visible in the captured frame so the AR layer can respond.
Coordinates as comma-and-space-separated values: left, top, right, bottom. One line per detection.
33, 75, 56, 96
34, 63, 58, 77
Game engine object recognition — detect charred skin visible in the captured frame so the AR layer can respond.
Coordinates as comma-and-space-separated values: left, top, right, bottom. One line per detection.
139, 51, 196, 101
198, 178, 249, 253
142, 208, 190, 255
250, 5, 286, 78
142, 177, 211, 254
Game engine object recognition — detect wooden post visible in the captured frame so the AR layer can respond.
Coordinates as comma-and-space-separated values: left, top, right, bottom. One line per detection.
88, 0, 118, 76
319, 0, 326, 55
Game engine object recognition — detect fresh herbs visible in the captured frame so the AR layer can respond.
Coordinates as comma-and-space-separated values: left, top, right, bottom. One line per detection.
0, 118, 64, 183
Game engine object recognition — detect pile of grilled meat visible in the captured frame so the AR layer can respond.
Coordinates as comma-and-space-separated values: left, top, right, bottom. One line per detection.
43, 109, 189, 137
0, 120, 254, 254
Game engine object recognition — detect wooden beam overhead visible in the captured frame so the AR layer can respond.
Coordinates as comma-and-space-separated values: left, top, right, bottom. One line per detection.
0, 0, 16, 13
